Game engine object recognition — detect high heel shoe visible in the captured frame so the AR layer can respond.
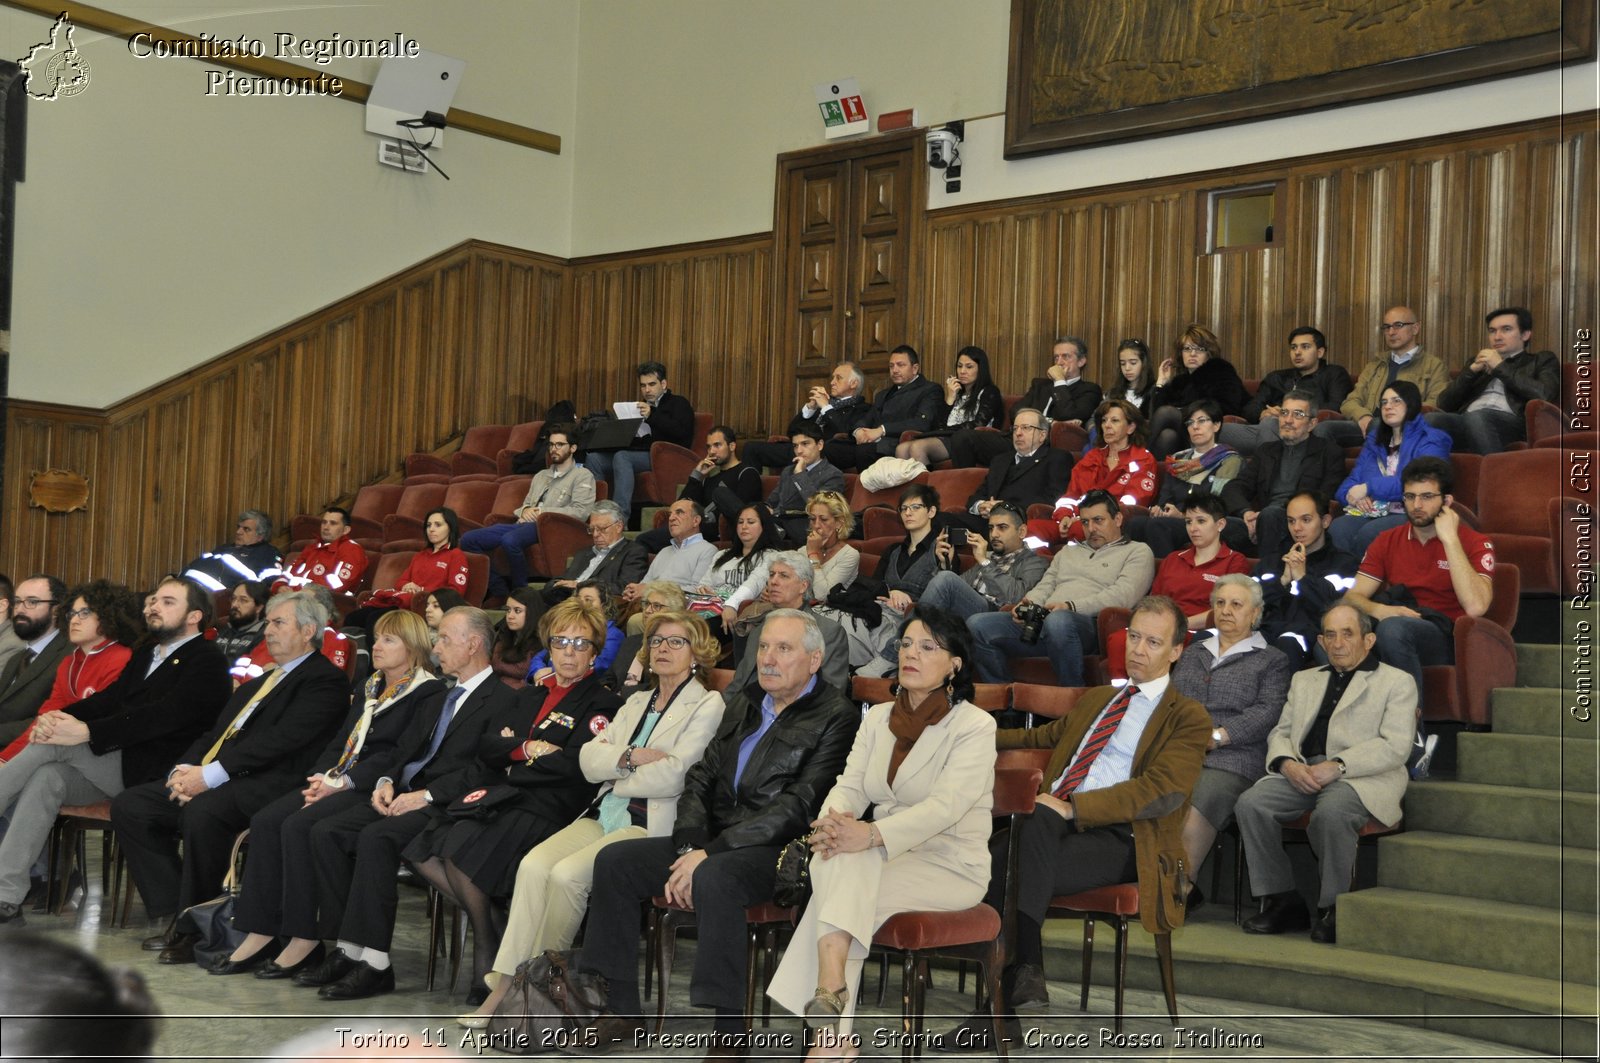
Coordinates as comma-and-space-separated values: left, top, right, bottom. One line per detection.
803, 985, 849, 1029
457, 1013, 490, 1030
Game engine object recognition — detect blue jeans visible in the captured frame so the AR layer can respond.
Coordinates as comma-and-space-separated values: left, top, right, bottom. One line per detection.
919, 570, 994, 621
584, 449, 652, 520
1374, 614, 1452, 693
460, 521, 543, 597
968, 608, 1097, 685
1328, 512, 1405, 560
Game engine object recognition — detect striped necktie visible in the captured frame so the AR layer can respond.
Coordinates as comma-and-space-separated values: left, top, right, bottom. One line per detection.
1052, 685, 1139, 799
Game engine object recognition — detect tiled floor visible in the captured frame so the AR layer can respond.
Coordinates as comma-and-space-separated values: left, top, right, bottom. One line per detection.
7, 874, 1538, 1061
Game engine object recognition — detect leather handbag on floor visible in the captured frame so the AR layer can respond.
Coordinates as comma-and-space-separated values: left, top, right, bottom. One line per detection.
176, 830, 250, 969
488, 949, 609, 1055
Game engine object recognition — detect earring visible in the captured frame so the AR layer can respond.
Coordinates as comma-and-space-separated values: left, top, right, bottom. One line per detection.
945, 673, 957, 701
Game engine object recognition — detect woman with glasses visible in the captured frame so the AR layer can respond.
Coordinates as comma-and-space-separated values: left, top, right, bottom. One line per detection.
804, 491, 859, 599
404, 597, 622, 1002
1147, 325, 1250, 458
1149, 399, 1243, 517
526, 581, 625, 684
1329, 381, 1452, 557
894, 345, 1004, 468
769, 606, 994, 1058
458, 609, 723, 1027
0, 580, 142, 762
607, 582, 687, 690
831, 484, 949, 671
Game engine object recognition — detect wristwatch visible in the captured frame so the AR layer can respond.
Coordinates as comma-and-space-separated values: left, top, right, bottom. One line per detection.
1333, 758, 1348, 775
1211, 728, 1225, 746
676, 843, 697, 857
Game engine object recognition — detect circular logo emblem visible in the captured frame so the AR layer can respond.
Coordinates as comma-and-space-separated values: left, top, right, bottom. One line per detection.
461, 788, 487, 804
45, 51, 91, 98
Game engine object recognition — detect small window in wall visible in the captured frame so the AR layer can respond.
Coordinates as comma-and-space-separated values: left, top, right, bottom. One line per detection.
1205, 181, 1284, 252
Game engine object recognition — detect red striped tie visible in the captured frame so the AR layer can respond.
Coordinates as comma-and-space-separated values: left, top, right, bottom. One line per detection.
1052, 685, 1139, 799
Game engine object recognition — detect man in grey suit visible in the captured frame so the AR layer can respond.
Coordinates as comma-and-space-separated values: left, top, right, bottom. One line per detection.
535, 501, 649, 615
0, 575, 71, 749
1235, 600, 1416, 944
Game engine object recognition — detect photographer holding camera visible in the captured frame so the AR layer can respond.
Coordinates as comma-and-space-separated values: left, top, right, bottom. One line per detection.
968, 490, 1155, 685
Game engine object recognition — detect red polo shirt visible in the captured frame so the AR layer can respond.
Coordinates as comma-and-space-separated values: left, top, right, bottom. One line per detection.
1358, 522, 1495, 620
1154, 543, 1253, 617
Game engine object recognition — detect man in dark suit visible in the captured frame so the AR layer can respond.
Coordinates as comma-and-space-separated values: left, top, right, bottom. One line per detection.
0, 575, 71, 749
296, 607, 517, 1000
0, 576, 232, 926
945, 408, 1074, 535
950, 337, 1102, 468
584, 359, 696, 519
113, 589, 348, 962
940, 597, 1209, 1049
744, 361, 875, 470
535, 501, 649, 618
823, 345, 942, 471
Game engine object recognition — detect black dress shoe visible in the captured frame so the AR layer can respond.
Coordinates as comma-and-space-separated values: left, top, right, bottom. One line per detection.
1005, 963, 1049, 1011
318, 960, 396, 1001
1242, 891, 1312, 935
157, 932, 200, 965
209, 948, 271, 976
141, 921, 180, 951
464, 985, 489, 1007
293, 948, 358, 988
257, 943, 326, 980
1185, 883, 1205, 915
1311, 905, 1337, 944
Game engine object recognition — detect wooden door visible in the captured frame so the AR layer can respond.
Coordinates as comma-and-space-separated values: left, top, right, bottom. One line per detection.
773, 130, 925, 404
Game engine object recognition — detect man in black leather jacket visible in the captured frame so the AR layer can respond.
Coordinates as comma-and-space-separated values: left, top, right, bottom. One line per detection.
1426, 306, 1561, 453
578, 609, 859, 1056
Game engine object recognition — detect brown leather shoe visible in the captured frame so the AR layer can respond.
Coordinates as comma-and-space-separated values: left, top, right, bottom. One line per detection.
141, 920, 179, 951
157, 932, 200, 965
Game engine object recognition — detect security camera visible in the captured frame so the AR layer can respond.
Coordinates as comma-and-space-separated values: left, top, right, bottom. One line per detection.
927, 128, 961, 170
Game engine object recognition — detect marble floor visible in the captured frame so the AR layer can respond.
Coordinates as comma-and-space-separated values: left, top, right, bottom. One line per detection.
5, 874, 1542, 1062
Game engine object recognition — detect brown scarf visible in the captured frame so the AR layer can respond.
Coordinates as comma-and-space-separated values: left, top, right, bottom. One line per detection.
886, 686, 954, 785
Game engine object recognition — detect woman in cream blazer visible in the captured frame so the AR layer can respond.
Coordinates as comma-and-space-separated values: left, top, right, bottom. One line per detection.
459, 610, 724, 1027
769, 606, 996, 1056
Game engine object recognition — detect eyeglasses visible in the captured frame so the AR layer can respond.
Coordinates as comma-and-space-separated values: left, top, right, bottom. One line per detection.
1180, 344, 1208, 354
1281, 409, 1312, 421
1013, 423, 1046, 432
587, 522, 618, 536
17, 598, 55, 609
1183, 417, 1214, 427
1402, 492, 1442, 504
898, 503, 929, 513
641, 600, 669, 613
1379, 321, 1417, 331
547, 636, 596, 652
1378, 396, 1406, 407
648, 635, 691, 650
896, 638, 947, 655
66, 607, 95, 620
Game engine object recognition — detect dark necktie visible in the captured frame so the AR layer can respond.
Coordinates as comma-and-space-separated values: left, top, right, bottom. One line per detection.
400, 686, 466, 789
1052, 685, 1139, 799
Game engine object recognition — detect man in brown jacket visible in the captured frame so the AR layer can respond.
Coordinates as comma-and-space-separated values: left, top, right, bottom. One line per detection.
938, 595, 1210, 1051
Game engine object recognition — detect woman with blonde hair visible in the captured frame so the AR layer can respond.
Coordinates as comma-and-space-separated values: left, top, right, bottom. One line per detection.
803, 491, 859, 599
459, 609, 723, 1027
215, 608, 444, 977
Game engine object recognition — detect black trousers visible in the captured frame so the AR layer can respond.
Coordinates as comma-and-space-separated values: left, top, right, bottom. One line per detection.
949, 428, 1011, 469
309, 800, 433, 951
232, 787, 367, 939
741, 439, 791, 472
578, 837, 779, 1014
986, 812, 1136, 965
822, 439, 887, 473
110, 775, 283, 919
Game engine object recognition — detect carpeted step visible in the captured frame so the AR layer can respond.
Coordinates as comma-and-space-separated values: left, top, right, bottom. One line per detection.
1376, 830, 1596, 912
1513, 644, 1567, 689
1338, 887, 1597, 984
1457, 732, 1597, 791
1403, 781, 1597, 849
1491, 687, 1596, 741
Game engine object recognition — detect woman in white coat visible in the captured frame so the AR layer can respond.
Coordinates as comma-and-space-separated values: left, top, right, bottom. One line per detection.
458, 610, 724, 1027
769, 605, 996, 1058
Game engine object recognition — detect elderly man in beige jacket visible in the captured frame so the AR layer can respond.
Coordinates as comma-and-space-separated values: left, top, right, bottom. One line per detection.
1235, 600, 1416, 945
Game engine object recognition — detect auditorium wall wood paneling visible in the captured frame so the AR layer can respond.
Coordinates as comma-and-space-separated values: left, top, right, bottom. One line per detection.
2, 113, 1591, 589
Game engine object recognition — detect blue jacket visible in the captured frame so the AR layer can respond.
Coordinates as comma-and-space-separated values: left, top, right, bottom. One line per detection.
526, 621, 625, 680
1335, 415, 1452, 506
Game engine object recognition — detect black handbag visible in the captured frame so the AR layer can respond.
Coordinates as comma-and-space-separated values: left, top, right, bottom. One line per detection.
175, 830, 250, 968
488, 949, 609, 1055
772, 834, 813, 908
447, 784, 522, 820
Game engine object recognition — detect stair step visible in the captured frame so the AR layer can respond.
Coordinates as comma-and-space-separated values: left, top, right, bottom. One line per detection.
1491, 687, 1597, 740
1457, 732, 1597, 790
1338, 888, 1597, 984
1515, 642, 1596, 690
1403, 782, 1598, 849
1376, 831, 1596, 912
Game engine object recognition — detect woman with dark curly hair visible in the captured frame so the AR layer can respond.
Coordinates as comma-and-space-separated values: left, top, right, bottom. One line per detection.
769, 605, 995, 1056
0, 579, 142, 762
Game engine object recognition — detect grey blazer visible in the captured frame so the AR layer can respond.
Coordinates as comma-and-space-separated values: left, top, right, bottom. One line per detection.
0, 631, 71, 747
1264, 660, 1416, 825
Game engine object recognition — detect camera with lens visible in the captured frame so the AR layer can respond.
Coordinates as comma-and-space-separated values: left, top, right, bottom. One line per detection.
1013, 601, 1050, 645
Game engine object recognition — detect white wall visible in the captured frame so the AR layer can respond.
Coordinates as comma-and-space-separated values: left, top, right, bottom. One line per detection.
3, 0, 578, 406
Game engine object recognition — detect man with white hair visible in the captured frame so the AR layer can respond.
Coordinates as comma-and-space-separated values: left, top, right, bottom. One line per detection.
729, 552, 849, 692
112, 590, 348, 962
744, 361, 874, 470
577, 609, 859, 1055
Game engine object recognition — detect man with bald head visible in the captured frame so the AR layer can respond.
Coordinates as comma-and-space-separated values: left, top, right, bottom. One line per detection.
1316, 306, 1448, 449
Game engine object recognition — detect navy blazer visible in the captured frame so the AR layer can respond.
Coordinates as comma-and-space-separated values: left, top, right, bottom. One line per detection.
477, 672, 621, 822
310, 677, 447, 785
1014, 376, 1104, 427
358, 674, 520, 804
967, 445, 1075, 511
73, 636, 233, 787
179, 653, 350, 788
